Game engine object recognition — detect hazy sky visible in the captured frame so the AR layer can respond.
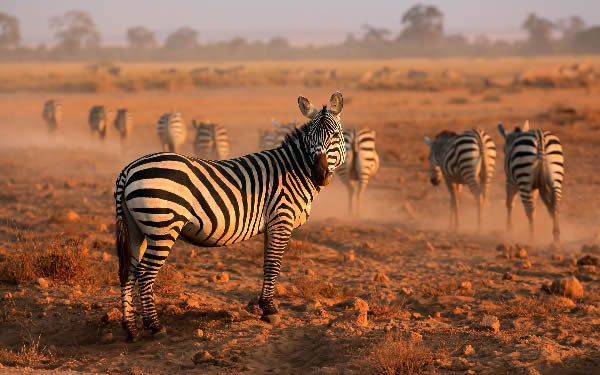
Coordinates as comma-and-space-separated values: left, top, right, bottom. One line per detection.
2, 0, 600, 45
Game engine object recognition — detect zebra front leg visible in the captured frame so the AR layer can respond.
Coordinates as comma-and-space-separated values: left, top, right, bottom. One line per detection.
259, 226, 291, 324
505, 183, 518, 233
446, 182, 460, 231
346, 181, 355, 215
356, 180, 367, 218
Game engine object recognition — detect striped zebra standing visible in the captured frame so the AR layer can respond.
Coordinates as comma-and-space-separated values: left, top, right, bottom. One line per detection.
192, 120, 230, 159
114, 109, 133, 145
258, 120, 298, 150
88, 105, 111, 140
337, 128, 380, 215
497, 121, 564, 243
114, 92, 345, 341
42, 99, 62, 132
157, 112, 186, 153
424, 129, 496, 230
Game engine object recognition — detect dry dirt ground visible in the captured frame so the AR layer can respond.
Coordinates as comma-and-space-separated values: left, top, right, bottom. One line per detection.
1, 84, 600, 374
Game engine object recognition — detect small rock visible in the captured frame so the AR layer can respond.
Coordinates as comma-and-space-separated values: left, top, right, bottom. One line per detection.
480, 315, 500, 333
552, 254, 565, 262
520, 260, 532, 269
190, 250, 197, 258
97, 223, 108, 232
165, 304, 181, 315
3, 292, 12, 300
305, 269, 315, 276
426, 242, 436, 251
50, 209, 80, 223
64, 179, 77, 189
400, 287, 413, 296
194, 329, 204, 338
343, 250, 355, 262
211, 272, 229, 283
411, 312, 422, 319
102, 252, 112, 261
410, 331, 422, 341
36, 278, 49, 289
460, 281, 472, 290
451, 357, 471, 371
185, 297, 201, 309
192, 351, 214, 365
364, 241, 374, 249
463, 344, 476, 356
577, 255, 600, 266
329, 309, 367, 327
275, 284, 286, 296
503, 272, 515, 280
549, 276, 584, 298
102, 308, 123, 322
373, 273, 389, 282
335, 297, 369, 312
525, 368, 541, 375
516, 248, 528, 259
433, 311, 441, 318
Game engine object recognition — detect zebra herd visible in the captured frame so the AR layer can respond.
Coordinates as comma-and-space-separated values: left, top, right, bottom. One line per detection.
44, 93, 564, 342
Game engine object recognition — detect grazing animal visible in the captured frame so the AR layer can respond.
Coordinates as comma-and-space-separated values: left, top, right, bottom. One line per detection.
192, 120, 230, 160
258, 120, 298, 150
497, 121, 564, 243
114, 109, 133, 143
42, 99, 62, 132
88, 106, 111, 140
337, 128, 380, 215
157, 112, 186, 153
114, 92, 345, 342
424, 129, 496, 230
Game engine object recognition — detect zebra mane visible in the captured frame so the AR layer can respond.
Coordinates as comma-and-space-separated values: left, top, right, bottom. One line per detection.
281, 121, 310, 149
435, 129, 457, 139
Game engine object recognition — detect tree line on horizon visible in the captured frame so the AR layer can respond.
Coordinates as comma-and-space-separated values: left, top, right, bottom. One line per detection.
1, 4, 599, 62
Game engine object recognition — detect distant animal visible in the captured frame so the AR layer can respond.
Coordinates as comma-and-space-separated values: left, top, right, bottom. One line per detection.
88, 106, 112, 140
42, 99, 62, 132
497, 121, 564, 243
424, 129, 496, 230
157, 112, 186, 153
258, 120, 298, 150
114, 92, 346, 342
192, 120, 230, 160
114, 109, 133, 143
337, 128, 380, 216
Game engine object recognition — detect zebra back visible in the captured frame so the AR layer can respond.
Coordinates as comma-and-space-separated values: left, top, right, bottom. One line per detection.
157, 112, 186, 152
338, 127, 379, 184
192, 121, 230, 159
89, 105, 110, 139
43, 100, 62, 131
114, 109, 133, 139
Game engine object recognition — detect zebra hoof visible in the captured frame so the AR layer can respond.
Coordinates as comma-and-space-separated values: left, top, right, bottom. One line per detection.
152, 326, 167, 339
260, 313, 281, 325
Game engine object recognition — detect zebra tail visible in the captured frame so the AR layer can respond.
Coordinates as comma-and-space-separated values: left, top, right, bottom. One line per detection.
116, 189, 131, 286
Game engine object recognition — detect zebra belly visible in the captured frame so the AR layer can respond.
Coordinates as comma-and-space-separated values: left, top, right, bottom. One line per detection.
179, 216, 265, 247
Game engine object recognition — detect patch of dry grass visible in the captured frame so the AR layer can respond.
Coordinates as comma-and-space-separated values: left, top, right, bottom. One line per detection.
0, 335, 57, 369
421, 281, 473, 298
369, 292, 409, 320
290, 275, 357, 300
495, 295, 572, 319
369, 333, 435, 375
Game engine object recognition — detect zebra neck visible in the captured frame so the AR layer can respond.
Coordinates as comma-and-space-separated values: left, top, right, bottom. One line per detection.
275, 135, 320, 194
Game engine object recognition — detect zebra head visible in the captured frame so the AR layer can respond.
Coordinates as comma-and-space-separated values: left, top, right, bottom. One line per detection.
298, 92, 346, 186
497, 121, 529, 151
424, 130, 456, 186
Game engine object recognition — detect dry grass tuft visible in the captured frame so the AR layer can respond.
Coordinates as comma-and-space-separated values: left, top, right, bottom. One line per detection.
369, 292, 409, 320
369, 333, 435, 375
495, 296, 570, 319
0, 335, 56, 368
421, 281, 473, 298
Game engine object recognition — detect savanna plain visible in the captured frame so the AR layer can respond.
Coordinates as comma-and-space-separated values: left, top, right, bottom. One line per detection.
1, 58, 600, 374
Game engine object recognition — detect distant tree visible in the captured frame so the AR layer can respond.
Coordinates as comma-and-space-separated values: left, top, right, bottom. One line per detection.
398, 4, 444, 43
556, 16, 585, 41
127, 26, 157, 49
0, 13, 21, 49
164, 27, 198, 50
267, 37, 289, 49
361, 24, 391, 43
522, 13, 555, 49
228, 37, 247, 50
571, 26, 600, 53
49, 10, 101, 51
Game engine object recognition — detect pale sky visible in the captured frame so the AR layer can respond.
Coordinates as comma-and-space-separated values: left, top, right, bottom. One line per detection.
2, 0, 599, 45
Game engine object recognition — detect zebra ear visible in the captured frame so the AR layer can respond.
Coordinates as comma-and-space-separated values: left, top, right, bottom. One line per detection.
497, 123, 506, 138
329, 91, 343, 116
298, 96, 319, 119
522, 120, 530, 132
424, 136, 433, 146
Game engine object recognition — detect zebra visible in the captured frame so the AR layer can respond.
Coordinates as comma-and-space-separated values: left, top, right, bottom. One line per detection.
114, 109, 133, 144
258, 120, 298, 150
88, 105, 111, 140
424, 129, 496, 230
192, 120, 230, 160
337, 128, 380, 216
157, 112, 186, 153
497, 121, 564, 243
114, 92, 345, 341
43, 99, 62, 132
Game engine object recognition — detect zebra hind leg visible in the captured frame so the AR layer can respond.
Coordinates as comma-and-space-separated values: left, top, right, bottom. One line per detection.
505, 183, 518, 234
259, 227, 291, 325
520, 188, 538, 243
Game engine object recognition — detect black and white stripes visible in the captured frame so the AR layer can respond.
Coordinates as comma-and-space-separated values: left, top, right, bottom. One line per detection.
114, 109, 133, 141
192, 121, 230, 159
157, 112, 186, 153
258, 120, 298, 150
114, 92, 345, 341
424, 129, 496, 229
88, 105, 111, 140
337, 128, 379, 215
497, 121, 564, 242
42, 99, 62, 132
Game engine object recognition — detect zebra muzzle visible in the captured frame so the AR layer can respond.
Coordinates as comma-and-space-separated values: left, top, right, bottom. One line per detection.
312, 153, 333, 186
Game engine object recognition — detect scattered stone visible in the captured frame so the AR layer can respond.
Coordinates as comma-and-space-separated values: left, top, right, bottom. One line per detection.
460, 281, 472, 291
411, 312, 422, 319
36, 278, 49, 289
102, 308, 123, 322
335, 297, 369, 312
165, 304, 181, 315
516, 248, 528, 259
189, 250, 197, 258
552, 254, 565, 262
102, 252, 112, 261
426, 242, 436, 251
364, 241, 374, 249
433, 311, 441, 318
373, 273, 390, 282
520, 260, 532, 269
503, 272, 515, 280
463, 344, 476, 356
577, 255, 600, 266
330, 297, 369, 328
410, 331, 423, 341
64, 179, 77, 189
275, 284, 286, 296
480, 315, 500, 333
549, 276, 584, 298
2, 292, 12, 300
49, 209, 80, 223
305, 269, 315, 276
525, 368, 541, 375
343, 250, 355, 262
211, 272, 229, 283
400, 287, 414, 296
192, 351, 215, 365
451, 357, 471, 371
185, 296, 201, 309
97, 223, 108, 232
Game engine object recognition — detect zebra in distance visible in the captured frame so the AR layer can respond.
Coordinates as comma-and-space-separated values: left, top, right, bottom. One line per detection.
42, 99, 62, 132
157, 112, 186, 153
424, 129, 496, 230
114, 109, 133, 143
337, 128, 380, 215
114, 92, 345, 341
258, 120, 298, 150
88, 105, 112, 140
497, 121, 564, 243
192, 120, 230, 160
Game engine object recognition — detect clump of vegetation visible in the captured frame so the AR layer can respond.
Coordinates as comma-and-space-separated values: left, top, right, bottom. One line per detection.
0, 335, 57, 369
421, 281, 473, 298
369, 291, 409, 320
290, 275, 357, 300
495, 295, 570, 318
369, 333, 435, 375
